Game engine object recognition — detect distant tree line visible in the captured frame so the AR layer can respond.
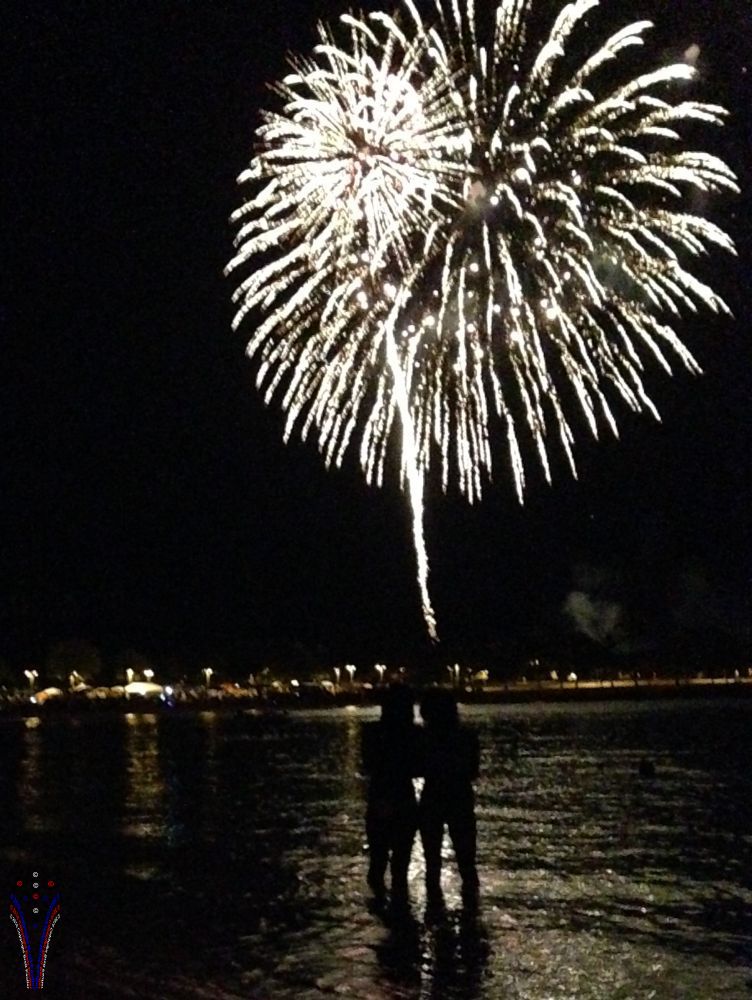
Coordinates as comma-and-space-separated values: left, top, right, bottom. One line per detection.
0, 625, 747, 693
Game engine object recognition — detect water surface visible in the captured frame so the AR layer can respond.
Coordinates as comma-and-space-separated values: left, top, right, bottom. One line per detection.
0, 699, 750, 998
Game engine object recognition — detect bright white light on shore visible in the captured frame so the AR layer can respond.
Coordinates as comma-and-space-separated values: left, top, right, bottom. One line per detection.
125, 681, 163, 698
684, 43, 701, 66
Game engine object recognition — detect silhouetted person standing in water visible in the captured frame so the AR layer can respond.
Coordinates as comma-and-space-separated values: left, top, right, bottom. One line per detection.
361, 685, 420, 904
419, 689, 480, 908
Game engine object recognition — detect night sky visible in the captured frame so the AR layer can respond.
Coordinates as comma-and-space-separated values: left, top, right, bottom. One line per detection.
4, 0, 751, 669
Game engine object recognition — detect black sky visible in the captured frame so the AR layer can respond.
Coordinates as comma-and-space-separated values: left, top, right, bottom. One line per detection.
3, 0, 751, 667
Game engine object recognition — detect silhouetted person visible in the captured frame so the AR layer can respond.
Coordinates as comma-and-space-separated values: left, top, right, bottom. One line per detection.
419, 689, 480, 908
361, 685, 420, 903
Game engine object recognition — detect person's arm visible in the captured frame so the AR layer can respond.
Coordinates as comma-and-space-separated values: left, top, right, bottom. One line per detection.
466, 729, 480, 781
361, 723, 377, 775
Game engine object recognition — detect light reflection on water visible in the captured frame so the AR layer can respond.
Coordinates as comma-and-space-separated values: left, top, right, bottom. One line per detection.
0, 699, 749, 999
19, 718, 46, 834
122, 713, 167, 877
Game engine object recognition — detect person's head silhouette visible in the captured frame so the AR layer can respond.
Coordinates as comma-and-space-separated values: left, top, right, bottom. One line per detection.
380, 684, 415, 728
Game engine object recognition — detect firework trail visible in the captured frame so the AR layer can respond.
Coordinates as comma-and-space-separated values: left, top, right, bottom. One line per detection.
227, 0, 737, 640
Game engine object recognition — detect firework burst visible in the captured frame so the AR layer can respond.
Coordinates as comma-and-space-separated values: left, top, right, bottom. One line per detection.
227, 0, 737, 640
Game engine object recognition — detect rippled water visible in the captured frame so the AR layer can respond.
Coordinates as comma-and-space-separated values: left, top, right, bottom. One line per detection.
0, 699, 750, 998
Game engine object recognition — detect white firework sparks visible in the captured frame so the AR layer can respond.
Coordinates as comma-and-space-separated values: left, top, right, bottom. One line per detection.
227, 0, 738, 641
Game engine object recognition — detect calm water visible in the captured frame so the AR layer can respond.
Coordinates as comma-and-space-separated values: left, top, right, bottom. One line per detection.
0, 700, 750, 998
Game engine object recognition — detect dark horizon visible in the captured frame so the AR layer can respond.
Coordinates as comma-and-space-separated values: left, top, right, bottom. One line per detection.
4, 0, 751, 670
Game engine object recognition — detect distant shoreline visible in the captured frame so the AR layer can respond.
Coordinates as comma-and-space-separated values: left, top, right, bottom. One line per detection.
457, 677, 752, 705
1, 676, 749, 720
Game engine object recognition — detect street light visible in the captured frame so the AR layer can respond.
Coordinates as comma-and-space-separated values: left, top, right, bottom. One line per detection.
346, 664, 356, 685
143, 668, 155, 683
203, 667, 213, 687
375, 664, 386, 684
125, 667, 135, 685
333, 667, 341, 689
446, 663, 460, 687
24, 669, 38, 690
